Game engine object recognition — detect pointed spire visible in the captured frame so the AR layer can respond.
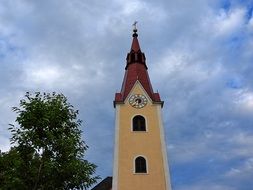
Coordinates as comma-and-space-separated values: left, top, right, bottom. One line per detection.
131, 34, 141, 52
131, 21, 140, 52
113, 23, 163, 107
126, 22, 147, 69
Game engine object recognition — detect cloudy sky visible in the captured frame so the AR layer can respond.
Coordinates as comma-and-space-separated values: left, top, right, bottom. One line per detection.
1, 0, 253, 189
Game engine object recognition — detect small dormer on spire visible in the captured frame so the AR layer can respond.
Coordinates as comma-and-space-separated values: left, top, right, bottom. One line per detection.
126, 22, 147, 69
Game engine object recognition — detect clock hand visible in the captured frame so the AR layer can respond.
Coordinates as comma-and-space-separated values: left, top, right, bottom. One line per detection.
135, 99, 140, 105
132, 101, 138, 106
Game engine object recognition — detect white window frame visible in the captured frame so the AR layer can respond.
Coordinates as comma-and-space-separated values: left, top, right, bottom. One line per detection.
133, 155, 149, 174
131, 114, 148, 132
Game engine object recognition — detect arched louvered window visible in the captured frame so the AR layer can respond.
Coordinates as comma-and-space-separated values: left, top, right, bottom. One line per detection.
135, 156, 147, 173
132, 115, 146, 131
131, 53, 135, 62
137, 52, 142, 62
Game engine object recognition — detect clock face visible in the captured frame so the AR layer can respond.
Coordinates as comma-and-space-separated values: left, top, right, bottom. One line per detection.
129, 94, 148, 109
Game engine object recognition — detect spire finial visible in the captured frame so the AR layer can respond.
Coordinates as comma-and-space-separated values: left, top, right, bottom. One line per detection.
132, 21, 138, 37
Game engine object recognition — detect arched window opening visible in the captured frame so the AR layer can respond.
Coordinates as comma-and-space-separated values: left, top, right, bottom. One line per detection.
137, 53, 143, 62
135, 156, 147, 173
131, 53, 135, 62
133, 115, 146, 131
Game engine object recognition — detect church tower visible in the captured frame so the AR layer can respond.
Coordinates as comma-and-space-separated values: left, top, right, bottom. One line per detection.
112, 25, 172, 190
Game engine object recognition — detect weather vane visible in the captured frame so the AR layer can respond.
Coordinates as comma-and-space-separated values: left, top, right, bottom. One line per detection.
133, 21, 138, 31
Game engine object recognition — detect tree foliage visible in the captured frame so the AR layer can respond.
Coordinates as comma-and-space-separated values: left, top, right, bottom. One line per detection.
0, 92, 99, 189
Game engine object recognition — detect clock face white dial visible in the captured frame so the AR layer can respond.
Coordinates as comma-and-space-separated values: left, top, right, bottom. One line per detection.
129, 94, 148, 109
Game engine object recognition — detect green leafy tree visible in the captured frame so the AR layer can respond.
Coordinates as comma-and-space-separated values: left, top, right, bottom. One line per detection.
0, 92, 99, 190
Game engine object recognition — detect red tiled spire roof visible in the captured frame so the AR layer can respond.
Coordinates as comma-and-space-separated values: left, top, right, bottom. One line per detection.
131, 31, 140, 52
114, 28, 163, 107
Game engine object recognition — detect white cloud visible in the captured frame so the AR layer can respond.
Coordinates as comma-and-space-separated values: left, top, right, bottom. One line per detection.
234, 90, 253, 112
1, 0, 253, 188
117, 0, 166, 22
200, 7, 247, 39
177, 183, 236, 190
248, 14, 253, 32
227, 132, 253, 158
0, 92, 22, 152
0, 136, 11, 152
120, 0, 145, 15
224, 157, 253, 188
214, 8, 246, 36
27, 65, 62, 86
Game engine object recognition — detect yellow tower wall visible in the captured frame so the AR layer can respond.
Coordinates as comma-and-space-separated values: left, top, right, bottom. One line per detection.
113, 82, 171, 190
